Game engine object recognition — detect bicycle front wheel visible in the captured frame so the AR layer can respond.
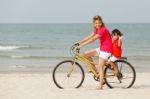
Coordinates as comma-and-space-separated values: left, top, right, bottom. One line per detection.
52, 60, 85, 89
104, 60, 136, 89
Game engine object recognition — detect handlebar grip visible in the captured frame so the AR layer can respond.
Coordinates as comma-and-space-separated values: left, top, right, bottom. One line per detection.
74, 43, 79, 46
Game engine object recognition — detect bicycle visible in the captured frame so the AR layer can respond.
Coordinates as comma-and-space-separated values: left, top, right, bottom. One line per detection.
52, 44, 136, 89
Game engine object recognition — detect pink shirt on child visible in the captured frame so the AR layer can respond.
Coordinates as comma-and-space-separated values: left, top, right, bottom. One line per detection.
94, 26, 113, 53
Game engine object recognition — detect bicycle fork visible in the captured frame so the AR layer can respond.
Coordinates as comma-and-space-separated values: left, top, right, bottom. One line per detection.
67, 58, 77, 77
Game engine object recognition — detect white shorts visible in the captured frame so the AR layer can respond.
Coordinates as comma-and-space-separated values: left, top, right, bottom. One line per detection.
109, 55, 118, 62
95, 48, 111, 60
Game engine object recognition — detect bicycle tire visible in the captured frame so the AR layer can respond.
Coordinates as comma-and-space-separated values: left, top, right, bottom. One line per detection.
52, 60, 85, 89
104, 60, 136, 88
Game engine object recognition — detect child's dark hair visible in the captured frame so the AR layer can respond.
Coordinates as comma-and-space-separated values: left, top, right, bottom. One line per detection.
112, 29, 123, 36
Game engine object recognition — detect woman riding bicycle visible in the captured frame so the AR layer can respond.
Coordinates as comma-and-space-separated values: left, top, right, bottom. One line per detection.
76, 15, 113, 90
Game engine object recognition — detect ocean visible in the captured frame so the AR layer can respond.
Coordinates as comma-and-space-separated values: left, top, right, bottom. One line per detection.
0, 23, 150, 72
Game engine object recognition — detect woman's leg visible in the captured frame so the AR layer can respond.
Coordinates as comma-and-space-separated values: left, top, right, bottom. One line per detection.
83, 49, 98, 60
97, 51, 111, 90
97, 58, 106, 90
83, 49, 98, 72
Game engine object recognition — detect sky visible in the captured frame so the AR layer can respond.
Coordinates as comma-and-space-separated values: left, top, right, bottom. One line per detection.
0, 0, 150, 23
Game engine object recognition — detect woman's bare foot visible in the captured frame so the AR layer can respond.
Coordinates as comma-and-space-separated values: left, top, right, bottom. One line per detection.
96, 86, 103, 90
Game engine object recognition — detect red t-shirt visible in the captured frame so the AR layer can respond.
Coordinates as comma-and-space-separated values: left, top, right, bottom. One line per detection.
112, 38, 122, 58
94, 26, 113, 53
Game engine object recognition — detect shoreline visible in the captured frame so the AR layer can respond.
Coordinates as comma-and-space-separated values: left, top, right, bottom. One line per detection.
0, 62, 150, 73
0, 56, 150, 73
0, 55, 150, 72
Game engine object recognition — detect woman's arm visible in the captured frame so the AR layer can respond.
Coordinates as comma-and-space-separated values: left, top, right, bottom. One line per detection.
78, 32, 95, 44
78, 34, 99, 48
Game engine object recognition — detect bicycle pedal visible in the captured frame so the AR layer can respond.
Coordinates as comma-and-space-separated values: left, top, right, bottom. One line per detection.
107, 65, 114, 70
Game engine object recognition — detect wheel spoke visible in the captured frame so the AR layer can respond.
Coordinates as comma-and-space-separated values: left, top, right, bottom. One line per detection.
104, 60, 136, 88
53, 60, 85, 89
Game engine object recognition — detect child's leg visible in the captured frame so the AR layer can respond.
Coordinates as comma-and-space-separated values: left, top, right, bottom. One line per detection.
108, 56, 119, 75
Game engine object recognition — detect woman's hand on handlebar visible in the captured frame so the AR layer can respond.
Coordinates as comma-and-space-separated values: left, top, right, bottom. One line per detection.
74, 43, 80, 46
74, 43, 82, 49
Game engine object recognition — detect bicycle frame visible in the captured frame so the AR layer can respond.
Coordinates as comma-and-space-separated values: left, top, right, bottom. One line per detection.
68, 45, 117, 79
70, 51, 99, 78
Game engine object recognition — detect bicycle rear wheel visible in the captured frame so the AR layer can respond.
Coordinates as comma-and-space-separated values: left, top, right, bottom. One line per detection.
52, 60, 85, 89
104, 60, 136, 88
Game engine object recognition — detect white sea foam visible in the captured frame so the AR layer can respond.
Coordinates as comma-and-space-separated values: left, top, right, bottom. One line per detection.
0, 46, 20, 51
8, 65, 26, 68
11, 55, 27, 58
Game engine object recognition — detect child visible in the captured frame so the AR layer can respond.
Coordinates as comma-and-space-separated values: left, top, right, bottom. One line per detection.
77, 15, 113, 90
108, 29, 123, 75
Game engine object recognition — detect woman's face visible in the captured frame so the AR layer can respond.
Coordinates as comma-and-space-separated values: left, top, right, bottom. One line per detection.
94, 20, 102, 29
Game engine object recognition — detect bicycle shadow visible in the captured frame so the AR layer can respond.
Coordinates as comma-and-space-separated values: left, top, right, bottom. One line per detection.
132, 84, 150, 89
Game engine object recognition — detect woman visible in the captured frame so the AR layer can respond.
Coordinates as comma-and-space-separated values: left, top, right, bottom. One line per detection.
77, 15, 113, 90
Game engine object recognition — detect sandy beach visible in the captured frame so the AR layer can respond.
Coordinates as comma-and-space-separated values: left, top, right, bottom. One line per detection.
0, 72, 150, 99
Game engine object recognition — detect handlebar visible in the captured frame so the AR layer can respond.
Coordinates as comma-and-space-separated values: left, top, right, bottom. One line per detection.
71, 43, 80, 54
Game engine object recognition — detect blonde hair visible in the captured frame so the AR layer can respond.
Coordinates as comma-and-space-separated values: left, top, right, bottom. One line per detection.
93, 15, 105, 26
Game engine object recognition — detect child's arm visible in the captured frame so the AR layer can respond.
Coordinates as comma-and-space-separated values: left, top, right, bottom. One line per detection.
118, 36, 123, 47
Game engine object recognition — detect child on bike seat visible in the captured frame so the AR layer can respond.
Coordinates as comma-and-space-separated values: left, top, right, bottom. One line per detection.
108, 29, 123, 75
